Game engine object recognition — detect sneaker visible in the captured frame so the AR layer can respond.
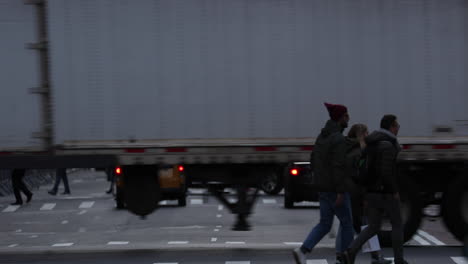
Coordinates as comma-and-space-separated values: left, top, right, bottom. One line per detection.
48, 190, 57, 196
292, 247, 307, 264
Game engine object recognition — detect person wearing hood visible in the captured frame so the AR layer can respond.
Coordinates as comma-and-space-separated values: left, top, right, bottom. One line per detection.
293, 102, 354, 264
343, 115, 408, 264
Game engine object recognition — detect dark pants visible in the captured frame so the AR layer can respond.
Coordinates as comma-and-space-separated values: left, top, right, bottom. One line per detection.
51, 168, 70, 193
12, 169, 32, 203
348, 193, 404, 263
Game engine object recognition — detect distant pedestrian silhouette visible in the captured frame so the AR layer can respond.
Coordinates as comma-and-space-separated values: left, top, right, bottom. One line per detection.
11, 169, 33, 205
48, 168, 70, 195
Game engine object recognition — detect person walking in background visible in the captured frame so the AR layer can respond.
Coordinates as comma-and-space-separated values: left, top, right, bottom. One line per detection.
11, 169, 33, 205
342, 123, 391, 264
292, 102, 354, 264
48, 168, 71, 195
105, 167, 115, 194
343, 115, 408, 264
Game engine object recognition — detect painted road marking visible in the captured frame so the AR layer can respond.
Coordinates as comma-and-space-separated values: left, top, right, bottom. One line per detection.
284, 242, 302, 246
79, 201, 94, 209
412, 234, 431, 245
417, 230, 445, 245
190, 199, 203, 205
168, 241, 188, 245
107, 241, 129, 245
263, 199, 277, 204
307, 260, 328, 264
226, 241, 245, 245
226, 262, 250, 264
451, 257, 468, 264
40, 203, 56, 211
211, 238, 218, 242
2, 205, 20, 212
52, 243, 73, 247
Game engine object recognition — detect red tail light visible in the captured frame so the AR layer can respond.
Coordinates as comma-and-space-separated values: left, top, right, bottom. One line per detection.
290, 169, 299, 176
115, 167, 122, 175
178, 165, 184, 172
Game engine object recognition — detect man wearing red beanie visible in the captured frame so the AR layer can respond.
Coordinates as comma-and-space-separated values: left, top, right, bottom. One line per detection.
293, 102, 353, 264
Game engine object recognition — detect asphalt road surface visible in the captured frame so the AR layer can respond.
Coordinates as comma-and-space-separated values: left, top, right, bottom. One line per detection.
0, 169, 465, 264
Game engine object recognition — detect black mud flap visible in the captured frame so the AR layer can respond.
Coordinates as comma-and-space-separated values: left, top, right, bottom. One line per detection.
123, 166, 161, 218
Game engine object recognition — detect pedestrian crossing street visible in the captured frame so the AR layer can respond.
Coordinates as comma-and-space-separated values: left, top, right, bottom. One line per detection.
150, 257, 468, 264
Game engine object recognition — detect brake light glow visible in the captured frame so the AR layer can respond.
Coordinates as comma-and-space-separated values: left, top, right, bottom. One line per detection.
115, 167, 122, 175
290, 169, 299, 176
178, 165, 184, 172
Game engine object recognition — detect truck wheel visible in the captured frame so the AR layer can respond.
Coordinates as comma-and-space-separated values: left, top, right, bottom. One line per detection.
378, 178, 422, 247
260, 169, 283, 195
115, 187, 125, 209
442, 176, 468, 241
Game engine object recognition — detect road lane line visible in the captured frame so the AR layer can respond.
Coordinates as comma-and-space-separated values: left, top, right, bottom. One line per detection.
2, 205, 20, 213
154, 263, 178, 264
61, 220, 69, 224
412, 235, 431, 245
168, 241, 188, 245
417, 230, 445, 245
79, 201, 94, 209
216, 214, 222, 218
226, 262, 250, 264
214, 229, 220, 232
218, 205, 224, 211
211, 238, 217, 242
307, 260, 328, 264
52, 243, 73, 247
226, 241, 246, 245
107, 241, 129, 245
78, 210, 87, 215
40, 203, 56, 210
7, 244, 18, 248
451, 257, 468, 264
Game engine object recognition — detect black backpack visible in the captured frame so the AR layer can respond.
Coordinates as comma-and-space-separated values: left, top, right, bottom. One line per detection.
351, 146, 378, 187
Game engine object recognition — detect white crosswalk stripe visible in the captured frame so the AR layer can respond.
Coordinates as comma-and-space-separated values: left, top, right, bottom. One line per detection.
40, 203, 56, 210
412, 234, 431, 245
225, 262, 250, 264
307, 260, 328, 264
263, 199, 277, 204
2, 205, 20, 212
190, 199, 203, 205
417, 230, 445, 245
79, 201, 94, 209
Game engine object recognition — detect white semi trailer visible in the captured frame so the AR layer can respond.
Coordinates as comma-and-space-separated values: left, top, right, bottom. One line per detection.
0, 0, 467, 238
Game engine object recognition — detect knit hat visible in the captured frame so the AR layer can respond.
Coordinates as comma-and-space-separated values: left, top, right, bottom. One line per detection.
324, 102, 348, 121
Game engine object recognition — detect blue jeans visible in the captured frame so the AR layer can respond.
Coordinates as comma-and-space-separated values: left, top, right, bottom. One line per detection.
302, 192, 353, 253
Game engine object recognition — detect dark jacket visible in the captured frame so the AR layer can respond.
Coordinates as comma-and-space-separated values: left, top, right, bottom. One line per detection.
344, 137, 361, 192
313, 120, 348, 193
365, 130, 401, 194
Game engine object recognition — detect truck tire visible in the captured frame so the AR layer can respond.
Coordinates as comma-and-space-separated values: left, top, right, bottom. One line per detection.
260, 169, 283, 195
115, 186, 125, 209
378, 178, 422, 247
442, 176, 468, 241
